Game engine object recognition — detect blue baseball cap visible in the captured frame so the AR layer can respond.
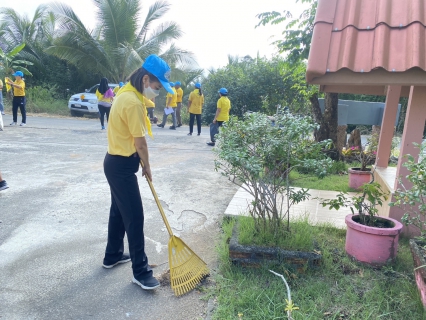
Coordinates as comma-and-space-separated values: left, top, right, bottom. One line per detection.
12, 71, 24, 77
142, 55, 173, 94
218, 88, 228, 94
195, 83, 201, 88
119, 82, 124, 87
175, 81, 181, 86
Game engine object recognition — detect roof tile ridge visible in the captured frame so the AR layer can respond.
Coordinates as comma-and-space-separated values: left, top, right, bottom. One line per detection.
329, 21, 426, 32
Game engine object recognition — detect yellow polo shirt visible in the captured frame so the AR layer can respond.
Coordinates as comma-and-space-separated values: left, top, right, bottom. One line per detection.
166, 88, 177, 107
95, 89, 112, 104
144, 97, 155, 108
113, 86, 120, 95
188, 89, 204, 114
107, 91, 147, 156
176, 87, 183, 103
13, 79, 25, 96
216, 96, 231, 121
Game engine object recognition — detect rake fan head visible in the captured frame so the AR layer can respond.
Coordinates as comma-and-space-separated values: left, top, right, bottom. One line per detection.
168, 236, 209, 296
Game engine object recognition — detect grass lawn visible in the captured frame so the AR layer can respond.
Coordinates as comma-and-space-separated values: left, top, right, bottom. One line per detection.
209, 217, 424, 320
289, 170, 355, 193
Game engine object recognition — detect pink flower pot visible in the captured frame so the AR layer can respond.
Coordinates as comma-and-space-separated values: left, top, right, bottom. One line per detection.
409, 239, 426, 309
345, 214, 403, 266
348, 168, 372, 190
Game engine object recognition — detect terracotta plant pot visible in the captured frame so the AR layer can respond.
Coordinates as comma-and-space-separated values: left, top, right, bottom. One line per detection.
348, 167, 372, 190
345, 214, 403, 266
409, 239, 426, 308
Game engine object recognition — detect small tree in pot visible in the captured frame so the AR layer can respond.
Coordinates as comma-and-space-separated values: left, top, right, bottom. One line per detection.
319, 177, 403, 266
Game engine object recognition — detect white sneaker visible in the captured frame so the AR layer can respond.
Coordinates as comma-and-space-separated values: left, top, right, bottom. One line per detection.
20, 123, 26, 126
10, 122, 17, 126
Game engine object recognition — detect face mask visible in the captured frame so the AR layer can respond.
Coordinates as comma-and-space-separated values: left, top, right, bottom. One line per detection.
143, 85, 160, 99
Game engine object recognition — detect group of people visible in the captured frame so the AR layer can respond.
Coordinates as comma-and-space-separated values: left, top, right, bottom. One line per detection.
156, 81, 231, 145
1, 54, 232, 293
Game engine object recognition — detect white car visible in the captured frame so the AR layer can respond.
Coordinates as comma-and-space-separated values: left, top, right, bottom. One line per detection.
68, 83, 118, 116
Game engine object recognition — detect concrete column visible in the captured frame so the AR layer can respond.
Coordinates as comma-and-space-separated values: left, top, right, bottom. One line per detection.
375, 86, 401, 168
394, 86, 426, 191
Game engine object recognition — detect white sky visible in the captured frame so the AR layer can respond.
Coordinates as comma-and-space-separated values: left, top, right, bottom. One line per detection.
1, 0, 306, 70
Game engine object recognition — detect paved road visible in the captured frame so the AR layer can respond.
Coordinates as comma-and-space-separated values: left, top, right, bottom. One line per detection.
0, 114, 238, 320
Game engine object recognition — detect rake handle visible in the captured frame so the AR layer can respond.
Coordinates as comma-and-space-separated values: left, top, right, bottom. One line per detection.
140, 160, 174, 237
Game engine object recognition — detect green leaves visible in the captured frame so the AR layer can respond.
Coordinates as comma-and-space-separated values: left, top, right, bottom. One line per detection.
391, 143, 426, 239
214, 111, 333, 234
46, 0, 195, 82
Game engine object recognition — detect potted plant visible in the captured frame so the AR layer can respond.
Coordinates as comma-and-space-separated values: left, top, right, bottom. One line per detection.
389, 143, 426, 307
319, 178, 403, 266
341, 131, 378, 190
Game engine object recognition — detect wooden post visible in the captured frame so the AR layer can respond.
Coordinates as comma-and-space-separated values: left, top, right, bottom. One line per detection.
375, 86, 401, 168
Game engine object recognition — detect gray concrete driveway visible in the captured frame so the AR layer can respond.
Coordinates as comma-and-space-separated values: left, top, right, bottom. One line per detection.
0, 114, 238, 320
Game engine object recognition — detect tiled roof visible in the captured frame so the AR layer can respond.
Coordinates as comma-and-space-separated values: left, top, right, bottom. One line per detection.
306, 0, 426, 88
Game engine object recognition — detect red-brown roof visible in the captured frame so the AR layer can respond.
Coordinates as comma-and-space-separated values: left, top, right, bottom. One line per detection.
306, 0, 426, 94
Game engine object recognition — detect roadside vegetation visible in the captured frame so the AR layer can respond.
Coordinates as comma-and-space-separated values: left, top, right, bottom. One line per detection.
208, 218, 424, 319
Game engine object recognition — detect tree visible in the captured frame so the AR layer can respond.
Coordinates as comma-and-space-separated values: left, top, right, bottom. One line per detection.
0, 43, 33, 78
256, 0, 339, 155
201, 56, 308, 124
46, 0, 196, 83
0, 5, 97, 95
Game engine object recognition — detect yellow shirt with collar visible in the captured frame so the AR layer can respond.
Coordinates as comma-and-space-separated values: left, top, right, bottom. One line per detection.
176, 87, 183, 103
107, 91, 147, 156
13, 79, 25, 96
166, 88, 177, 107
188, 89, 204, 114
144, 97, 155, 107
95, 89, 112, 104
216, 96, 231, 121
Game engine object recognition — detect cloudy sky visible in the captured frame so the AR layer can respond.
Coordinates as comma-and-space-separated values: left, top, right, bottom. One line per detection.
2, 0, 307, 70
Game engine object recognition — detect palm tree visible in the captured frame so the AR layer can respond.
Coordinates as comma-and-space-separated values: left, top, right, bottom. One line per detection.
46, 0, 197, 82
0, 43, 34, 78
0, 5, 54, 69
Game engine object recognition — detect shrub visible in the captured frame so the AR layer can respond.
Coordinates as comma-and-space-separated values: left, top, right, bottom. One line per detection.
214, 111, 332, 236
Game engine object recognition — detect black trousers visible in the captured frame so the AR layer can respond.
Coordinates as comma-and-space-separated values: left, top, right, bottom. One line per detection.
189, 113, 201, 134
103, 153, 152, 280
98, 105, 111, 126
147, 107, 154, 119
212, 121, 223, 142
12, 96, 26, 123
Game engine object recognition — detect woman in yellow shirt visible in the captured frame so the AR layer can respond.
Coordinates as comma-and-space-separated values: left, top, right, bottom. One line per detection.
102, 55, 174, 291
187, 83, 204, 136
6, 71, 26, 126
175, 81, 184, 127
207, 87, 231, 146
96, 78, 114, 130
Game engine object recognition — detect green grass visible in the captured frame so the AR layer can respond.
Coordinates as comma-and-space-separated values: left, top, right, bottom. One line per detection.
238, 216, 315, 251
3, 86, 71, 116
289, 170, 356, 193
210, 218, 424, 320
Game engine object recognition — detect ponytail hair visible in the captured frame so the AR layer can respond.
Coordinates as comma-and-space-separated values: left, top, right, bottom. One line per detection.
198, 88, 202, 96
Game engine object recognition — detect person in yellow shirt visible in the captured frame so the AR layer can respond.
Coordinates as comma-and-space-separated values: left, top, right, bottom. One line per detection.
175, 81, 184, 127
207, 87, 231, 146
96, 78, 114, 130
144, 96, 156, 122
6, 71, 26, 126
113, 81, 124, 95
102, 54, 174, 291
187, 83, 204, 136
0, 78, 4, 115
157, 82, 177, 130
